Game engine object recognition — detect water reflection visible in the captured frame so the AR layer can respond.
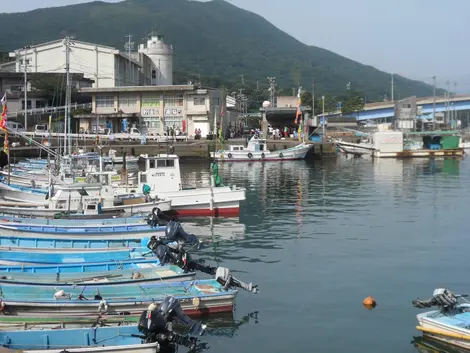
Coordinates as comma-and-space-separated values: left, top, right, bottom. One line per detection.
413, 336, 465, 353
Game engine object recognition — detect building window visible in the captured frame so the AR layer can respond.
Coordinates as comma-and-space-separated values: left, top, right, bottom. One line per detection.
164, 116, 183, 130
151, 70, 157, 79
143, 117, 160, 129
164, 94, 184, 107
142, 95, 161, 108
119, 95, 137, 107
193, 97, 205, 106
35, 100, 47, 108
96, 95, 114, 108
21, 100, 32, 110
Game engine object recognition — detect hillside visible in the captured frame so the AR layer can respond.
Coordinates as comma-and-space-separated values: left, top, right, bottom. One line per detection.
0, 0, 438, 100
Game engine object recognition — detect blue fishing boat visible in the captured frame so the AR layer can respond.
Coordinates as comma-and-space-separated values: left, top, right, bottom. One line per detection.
0, 264, 194, 286
0, 325, 160, 353
0, 222, 165, 240
0, 279, 237, 317
0, 214, 146, 225
0, 258, 161, 274
0, 235, 147, 251
0, 247, 149, 265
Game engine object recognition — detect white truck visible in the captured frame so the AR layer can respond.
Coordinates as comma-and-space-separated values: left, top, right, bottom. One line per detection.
111, 128, 142, 141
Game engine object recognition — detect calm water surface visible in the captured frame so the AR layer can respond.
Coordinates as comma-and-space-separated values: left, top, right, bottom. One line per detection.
179, 157, 469, 353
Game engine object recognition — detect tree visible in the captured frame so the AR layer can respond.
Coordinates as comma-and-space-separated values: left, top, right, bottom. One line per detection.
341, 90, 365, 115
300, 91, 312, 108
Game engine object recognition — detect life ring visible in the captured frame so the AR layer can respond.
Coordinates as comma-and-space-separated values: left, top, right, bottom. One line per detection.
261, 153, 265, 159
247, 153, 253, 159
227, 153, 233, 158
279, 153, 284, 158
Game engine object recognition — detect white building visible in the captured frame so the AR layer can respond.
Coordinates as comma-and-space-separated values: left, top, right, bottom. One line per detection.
76, 85, 222, 137
8, 39, 142, 88
138, 34, 173, 86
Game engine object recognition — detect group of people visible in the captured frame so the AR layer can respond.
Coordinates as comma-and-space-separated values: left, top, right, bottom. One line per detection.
166, 125, 182, 140
268, 126, 300, 140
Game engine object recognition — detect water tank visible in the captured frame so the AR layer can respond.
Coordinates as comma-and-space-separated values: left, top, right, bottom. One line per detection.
262, 101, 271, 108
139, 34, 173, 85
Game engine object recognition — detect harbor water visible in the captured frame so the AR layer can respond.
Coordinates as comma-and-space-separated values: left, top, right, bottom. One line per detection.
180, 157, 468, 353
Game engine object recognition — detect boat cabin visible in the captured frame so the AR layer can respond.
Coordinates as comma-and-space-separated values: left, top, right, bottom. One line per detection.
137, 154, 182, 193
228, 136, 268, 152
48, 183, 114, 215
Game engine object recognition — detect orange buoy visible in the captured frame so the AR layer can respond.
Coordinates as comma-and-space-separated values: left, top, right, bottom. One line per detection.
363, 296, 377, 310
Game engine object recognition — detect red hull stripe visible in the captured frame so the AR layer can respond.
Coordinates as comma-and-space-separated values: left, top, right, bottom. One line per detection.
215, 158, 300, 162
185, 304, 234, 316
174, 206, 240, 217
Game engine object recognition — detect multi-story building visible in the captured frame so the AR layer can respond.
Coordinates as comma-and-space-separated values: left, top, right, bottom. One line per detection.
76, 85, 222, 137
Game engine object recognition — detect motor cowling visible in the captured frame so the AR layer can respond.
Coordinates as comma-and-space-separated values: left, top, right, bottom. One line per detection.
413, 288, 459, 310
165, 221, 200, 247
158, 296, 206, 336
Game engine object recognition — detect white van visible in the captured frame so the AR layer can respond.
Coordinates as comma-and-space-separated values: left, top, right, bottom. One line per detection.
34, 124, 48, 134
5, 121, 25, 132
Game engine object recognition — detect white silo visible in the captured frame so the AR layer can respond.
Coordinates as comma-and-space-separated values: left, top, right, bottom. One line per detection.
139, 34, 173, 85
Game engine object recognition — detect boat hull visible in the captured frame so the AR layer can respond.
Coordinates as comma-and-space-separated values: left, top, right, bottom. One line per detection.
417, 311, 470, 350
373, 149, 464, 158
0, 325, 159, 353
156, 186, 245, 217
2, 294, 236, 318
0, 223, 164, 240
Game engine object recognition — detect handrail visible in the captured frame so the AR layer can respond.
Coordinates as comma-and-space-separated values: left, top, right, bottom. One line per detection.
8, 103, 92, 118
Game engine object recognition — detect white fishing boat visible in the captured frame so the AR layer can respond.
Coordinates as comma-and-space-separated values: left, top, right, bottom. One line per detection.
115, 154, 245, 216
211, 135, 312, 162
0, 182, 171, 218
414, 288, 470, 351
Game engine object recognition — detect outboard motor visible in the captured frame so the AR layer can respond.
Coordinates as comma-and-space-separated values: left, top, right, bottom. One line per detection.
413, 288, 462, 313
150, 241, 217, 275
138, 296, 206, 350
164, 221, 201, 248
215, 267, 259, 294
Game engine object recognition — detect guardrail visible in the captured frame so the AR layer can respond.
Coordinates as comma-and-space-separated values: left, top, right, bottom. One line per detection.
8, 103, 92, 118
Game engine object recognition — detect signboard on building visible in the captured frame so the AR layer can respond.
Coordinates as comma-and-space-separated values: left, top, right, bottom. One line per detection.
164, 108, 183, 116
141, 108, 160, 117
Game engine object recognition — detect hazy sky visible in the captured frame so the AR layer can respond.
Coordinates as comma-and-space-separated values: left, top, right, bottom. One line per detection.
3, 0, 469, 89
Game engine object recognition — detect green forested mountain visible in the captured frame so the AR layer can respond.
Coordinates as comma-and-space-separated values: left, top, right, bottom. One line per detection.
0, 0, 438, 101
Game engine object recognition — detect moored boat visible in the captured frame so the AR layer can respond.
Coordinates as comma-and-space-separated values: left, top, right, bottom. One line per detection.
413, 288, 470, 350
0, 222, 165, 240
211, 135, 312, 162
0, 265, 194, 286
0, 325, 160, 353
0, 279, 237, 317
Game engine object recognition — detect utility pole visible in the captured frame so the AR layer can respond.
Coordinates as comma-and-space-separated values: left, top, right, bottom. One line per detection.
391, 73, 394, 102
256, 81, 259, 90
432, 76, 436, 131
267, 77, 276, 107
322, 96, 325, 140
23, 46, 30, 130
63, 37, 73, 155
240, 74, 245, 85
454, 82, 457, 125
312, 79, 315, 117
124, 34, 134, 85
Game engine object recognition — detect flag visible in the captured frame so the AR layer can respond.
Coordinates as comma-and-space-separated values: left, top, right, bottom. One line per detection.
0, 93, 7, 132
294, 87, 302, 124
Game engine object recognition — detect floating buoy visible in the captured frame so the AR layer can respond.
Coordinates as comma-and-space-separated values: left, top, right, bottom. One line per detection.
363, 296, 377, 309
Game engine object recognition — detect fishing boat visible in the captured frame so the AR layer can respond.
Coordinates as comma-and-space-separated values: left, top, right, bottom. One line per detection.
0, 325, 160, 353
0, 214, 145, 226
0, 222, 164, 240
0, 258, 161, 274
0, 279, 237, 317
413, 288, 470, 350
0, 247, 147, 265
0, 234, 148, 251
0, 265, 194, 286
211, 135, 312, 162
115, 154, 245, 216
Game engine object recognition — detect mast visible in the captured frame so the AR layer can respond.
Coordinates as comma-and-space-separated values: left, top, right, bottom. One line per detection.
432, 76, 436, 131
